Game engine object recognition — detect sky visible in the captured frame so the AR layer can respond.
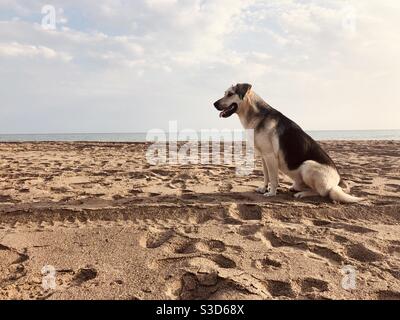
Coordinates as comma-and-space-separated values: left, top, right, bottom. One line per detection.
0, 0, 399, 134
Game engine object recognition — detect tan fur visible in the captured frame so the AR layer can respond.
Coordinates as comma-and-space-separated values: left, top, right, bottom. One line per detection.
237, 91, 264, 129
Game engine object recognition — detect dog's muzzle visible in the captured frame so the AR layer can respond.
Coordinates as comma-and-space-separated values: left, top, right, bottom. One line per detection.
214, 100, 223, 111
215, 102, 238, 118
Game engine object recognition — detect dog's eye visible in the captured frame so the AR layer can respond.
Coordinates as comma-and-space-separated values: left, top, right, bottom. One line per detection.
227, 92, 234, 97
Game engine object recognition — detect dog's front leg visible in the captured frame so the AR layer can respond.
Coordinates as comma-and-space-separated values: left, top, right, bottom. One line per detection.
256, 158, 270, 194
264, 155, 279, 197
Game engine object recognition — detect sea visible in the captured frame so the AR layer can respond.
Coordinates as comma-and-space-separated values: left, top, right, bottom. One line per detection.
0, 130, 399, 142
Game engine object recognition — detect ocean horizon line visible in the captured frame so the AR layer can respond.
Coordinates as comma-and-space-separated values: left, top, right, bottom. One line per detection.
0, 129, 399, 135
0, 129, 399, 142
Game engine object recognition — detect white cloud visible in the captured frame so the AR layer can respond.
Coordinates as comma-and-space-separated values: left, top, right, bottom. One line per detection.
146, 0, 178, 10
0, 41, 72, 61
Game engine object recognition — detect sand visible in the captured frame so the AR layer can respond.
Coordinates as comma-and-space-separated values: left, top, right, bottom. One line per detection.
0, 141, 399, 300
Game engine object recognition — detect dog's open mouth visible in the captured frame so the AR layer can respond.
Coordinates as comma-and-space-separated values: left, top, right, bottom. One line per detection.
220, 103, 238, 118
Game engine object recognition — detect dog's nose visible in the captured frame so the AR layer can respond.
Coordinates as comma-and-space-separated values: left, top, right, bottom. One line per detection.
214, 101, 220, 109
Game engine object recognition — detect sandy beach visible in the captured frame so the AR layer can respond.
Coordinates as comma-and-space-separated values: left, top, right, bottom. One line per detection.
0, 140, 399, 300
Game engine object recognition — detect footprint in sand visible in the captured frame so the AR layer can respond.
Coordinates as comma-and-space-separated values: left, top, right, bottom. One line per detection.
225, 204, 263, 227
146, 229, 236, 270
260, 230, 313, 248
238, 224, 263, 238
346, 243, 384, 262
234, 204, 263, 221
300, 278, 330, 294
167, 272, 225, 300
167, 271, 264, 300
0, 195, 14, 203
185, 254, 237, 270
259, 229, 345, 264
162, 233, 228, 255
0, 244, 29, 285
150, 169, 173, 178
209, 254, 237, 269
253, 256, 283, 270
266, 280, 296, 298
139, 229, 174, 249
72, 267, 98, 286
218, 182, 233, 193
312, 220, 376, 234
376, 290, 400, 300
203, 240, 226, 253
308, 245, 344, 264
385, 184, 400, 192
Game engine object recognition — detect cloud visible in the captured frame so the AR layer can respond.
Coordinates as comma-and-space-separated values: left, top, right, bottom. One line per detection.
0, 0, 399, 133
146, 0, 178, 10
0, 41, 72, 61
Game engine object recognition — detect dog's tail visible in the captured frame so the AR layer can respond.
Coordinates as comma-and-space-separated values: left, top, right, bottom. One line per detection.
329, 185, 364, 204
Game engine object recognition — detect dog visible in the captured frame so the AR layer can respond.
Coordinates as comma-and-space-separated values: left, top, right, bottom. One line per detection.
214, 83, 363, 203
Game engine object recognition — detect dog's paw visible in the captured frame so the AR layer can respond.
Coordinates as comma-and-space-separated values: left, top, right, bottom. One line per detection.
294, 191, 317, 199
256, 186, 268, 194
263, 191, 277, 197
294, 192, 305, 199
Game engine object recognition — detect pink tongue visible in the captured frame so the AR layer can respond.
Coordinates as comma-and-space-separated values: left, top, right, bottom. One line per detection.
219, 111, 224, 118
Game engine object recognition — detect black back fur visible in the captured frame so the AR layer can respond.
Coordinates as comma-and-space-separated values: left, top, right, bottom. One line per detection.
255, 100, 337, 171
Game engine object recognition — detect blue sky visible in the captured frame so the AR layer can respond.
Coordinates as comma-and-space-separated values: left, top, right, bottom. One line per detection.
0, 0, 399, 133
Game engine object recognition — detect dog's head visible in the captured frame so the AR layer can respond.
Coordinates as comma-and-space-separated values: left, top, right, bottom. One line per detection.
214, 83, 252, 118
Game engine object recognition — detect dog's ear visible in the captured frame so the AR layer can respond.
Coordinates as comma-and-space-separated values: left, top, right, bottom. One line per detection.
235, 83, 252, 99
